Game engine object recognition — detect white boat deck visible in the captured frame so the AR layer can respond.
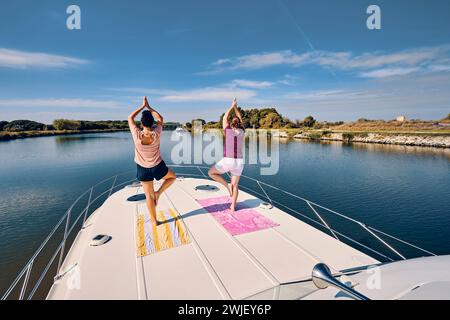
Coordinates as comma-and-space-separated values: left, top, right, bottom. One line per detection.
47, 177, 378, 300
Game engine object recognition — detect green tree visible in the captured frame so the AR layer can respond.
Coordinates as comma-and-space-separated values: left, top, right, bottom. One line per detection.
282, 116, 297, 128
0, 121, 8, 131
4, 120, 46, 131
302, 116, 316, 128
204, 121, 221, 129
53, 119, 82, 130
248, 109, 261, 128
259, 112, 283, 128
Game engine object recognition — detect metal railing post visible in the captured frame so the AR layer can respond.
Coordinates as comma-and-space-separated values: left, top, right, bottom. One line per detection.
256, 180, 273, 206
359, 223, 406, 260
108, 176, 118, 198
82, 187, 93, 227
56, 209, 71, 278
306, 201, 340, 241
196, 166, 208, 178
18, 261, 33, 300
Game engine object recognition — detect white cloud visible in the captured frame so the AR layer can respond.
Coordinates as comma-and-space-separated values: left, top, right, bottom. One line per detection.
359, 67, 420, 79
202, 50, 308, 74
230, 79, 275, 88
159, 86, 257, 102
312, 47, 446, 70
279, 72, 450, 121
0, 48, 89, 69
285, 89, 384, 101
428, 65, 450, 72
204, 45, 450, 78
106, 81, 274, 103
0, 98, 122, 109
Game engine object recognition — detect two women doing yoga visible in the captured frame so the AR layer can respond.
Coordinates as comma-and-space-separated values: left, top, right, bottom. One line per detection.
128, 97, 244, 225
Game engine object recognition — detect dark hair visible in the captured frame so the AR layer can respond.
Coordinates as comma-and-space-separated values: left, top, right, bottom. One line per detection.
141, 110, 154, 128
231, 117, 243, 129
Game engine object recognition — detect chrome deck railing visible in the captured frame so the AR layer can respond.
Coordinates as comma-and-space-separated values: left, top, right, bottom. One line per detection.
1, 165, 436, 300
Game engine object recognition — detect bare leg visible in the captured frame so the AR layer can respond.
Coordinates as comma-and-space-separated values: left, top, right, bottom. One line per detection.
208, 166, 232, 196
230, 175, 240, 212
142, 181, 158, 224
155, 169, 177, 205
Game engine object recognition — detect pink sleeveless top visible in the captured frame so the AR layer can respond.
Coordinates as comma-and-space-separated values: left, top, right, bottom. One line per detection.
224, 125, 244, 159
129, 123, 163, 168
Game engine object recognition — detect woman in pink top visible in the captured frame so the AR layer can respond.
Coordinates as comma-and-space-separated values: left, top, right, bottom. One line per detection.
128, 96, 176, 226
208, 98, 245, 212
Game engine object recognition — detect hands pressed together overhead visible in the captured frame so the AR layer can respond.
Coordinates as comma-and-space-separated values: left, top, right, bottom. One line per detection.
141, 96, 151, 110
231, 97, 237, 109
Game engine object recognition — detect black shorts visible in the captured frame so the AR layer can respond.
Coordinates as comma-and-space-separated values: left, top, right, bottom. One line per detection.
136, 161, 169, 182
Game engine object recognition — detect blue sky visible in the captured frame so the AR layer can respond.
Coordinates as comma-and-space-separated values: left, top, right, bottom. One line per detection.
1, 0, 450, 123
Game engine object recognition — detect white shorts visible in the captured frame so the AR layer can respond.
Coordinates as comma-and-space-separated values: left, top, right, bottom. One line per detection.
215, 157, 244, 176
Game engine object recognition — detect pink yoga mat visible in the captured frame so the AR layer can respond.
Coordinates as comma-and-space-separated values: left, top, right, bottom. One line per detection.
196, 195, 279, 236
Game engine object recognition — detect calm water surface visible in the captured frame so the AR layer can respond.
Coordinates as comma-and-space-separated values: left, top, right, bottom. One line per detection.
0, 131, 449, 292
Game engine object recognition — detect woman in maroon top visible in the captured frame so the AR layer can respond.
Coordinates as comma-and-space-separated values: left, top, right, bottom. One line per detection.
128, 96, 176, 225
208, 98, 245, 212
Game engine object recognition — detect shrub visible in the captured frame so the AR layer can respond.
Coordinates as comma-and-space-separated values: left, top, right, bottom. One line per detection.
357, 132, 369, 138
284, 122, 298, 129
308, 132, 322, 139
53, 119, 82, 131
259, 112, 283, 128
302, 116, 316, 128
342, 133, 354, 141
204, 121, 221, 129
0, 121, 8, 131
4, 120, 46, 131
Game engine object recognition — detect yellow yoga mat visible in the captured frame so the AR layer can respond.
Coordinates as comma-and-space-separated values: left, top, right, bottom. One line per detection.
137, 208, 190, 257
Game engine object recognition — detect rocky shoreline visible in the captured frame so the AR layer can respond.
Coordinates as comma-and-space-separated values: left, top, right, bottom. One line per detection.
291, 132, 450, 148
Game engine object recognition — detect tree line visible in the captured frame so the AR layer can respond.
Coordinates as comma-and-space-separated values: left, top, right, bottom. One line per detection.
0, 119, 129, 132
185, 107, 328, 130
186, 108, 450, 131
0, 119, 182, 132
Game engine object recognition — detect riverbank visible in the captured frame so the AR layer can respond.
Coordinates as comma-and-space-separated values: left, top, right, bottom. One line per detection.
289, 130, 450, 148
0, 128, 129, 141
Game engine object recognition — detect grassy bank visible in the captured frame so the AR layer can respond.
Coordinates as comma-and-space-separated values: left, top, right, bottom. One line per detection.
273, 129, 450, 148
263, 128, 450, 138
0, 128, 129, 141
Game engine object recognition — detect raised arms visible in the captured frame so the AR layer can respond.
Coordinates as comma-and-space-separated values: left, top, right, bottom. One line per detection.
128, 96, 164, 128
147, 99, 164, 126
234, 99, 243, 125
128, 97, 147, 129
222, 98, 238, 129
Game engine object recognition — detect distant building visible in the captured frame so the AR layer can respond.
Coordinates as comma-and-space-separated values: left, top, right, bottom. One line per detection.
396, 115, 407, 122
